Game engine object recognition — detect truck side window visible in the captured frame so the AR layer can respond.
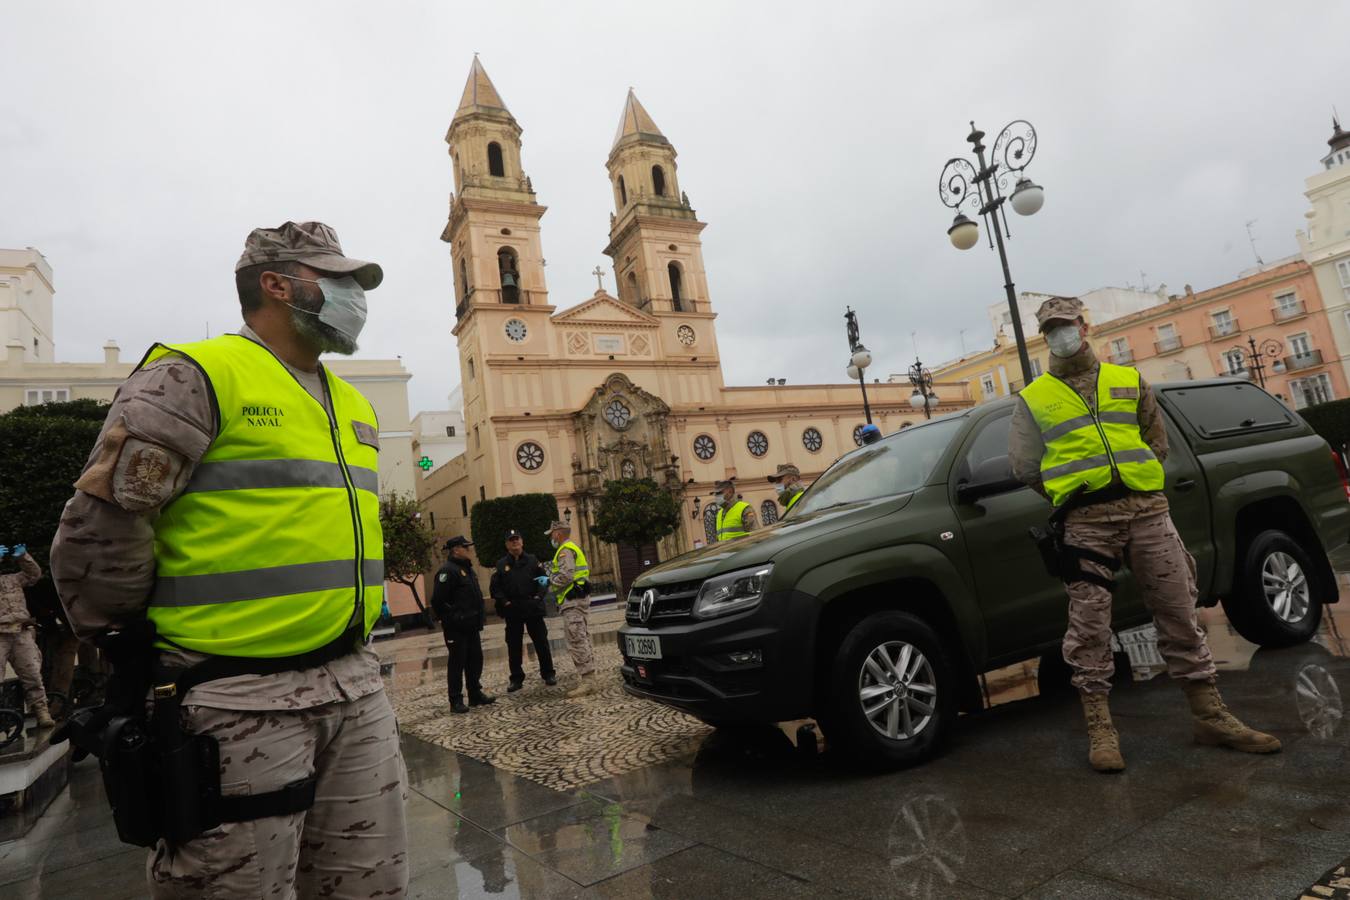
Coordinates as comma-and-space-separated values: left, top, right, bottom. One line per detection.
1163, 383, 1295, 438
958, 413, 1014, 484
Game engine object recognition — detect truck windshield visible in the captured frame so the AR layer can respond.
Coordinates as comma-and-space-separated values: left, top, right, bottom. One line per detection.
791, 418, 966, 515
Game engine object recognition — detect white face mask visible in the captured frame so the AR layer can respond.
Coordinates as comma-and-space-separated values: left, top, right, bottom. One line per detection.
775, 483, 788, 494
282, 274, 368, 345
1046, 324, 1084, 359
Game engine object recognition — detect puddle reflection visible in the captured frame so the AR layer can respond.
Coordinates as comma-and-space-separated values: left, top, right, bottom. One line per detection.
887, 794, 967, 900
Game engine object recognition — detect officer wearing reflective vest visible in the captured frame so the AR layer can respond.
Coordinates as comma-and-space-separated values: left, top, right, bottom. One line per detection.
50, 221, 407, 897
1010, 295, 1278, 774
544, 520, 596, 698
713, 479, 756, 541
768, 464, 806, 514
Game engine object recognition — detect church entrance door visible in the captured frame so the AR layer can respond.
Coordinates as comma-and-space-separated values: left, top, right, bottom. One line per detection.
616, 542, 660, 597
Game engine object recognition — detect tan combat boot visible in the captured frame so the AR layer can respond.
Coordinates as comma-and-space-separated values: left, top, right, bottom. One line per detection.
1182, 681, 1281, 753
566, 674, 596, 699
33, 702, 55, 728
1080, 692, 1125, 773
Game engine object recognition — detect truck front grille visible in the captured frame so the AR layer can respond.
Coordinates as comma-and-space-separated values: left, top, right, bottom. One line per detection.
625, 580, 701, 625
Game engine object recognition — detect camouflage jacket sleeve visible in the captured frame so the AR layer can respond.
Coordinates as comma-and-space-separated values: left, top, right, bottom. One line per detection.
16, 553, 42, 587
1137, 376, 1169, 462
1009, 397, 1050, 498
50, 357, 215, 640
549, 547, 576, 588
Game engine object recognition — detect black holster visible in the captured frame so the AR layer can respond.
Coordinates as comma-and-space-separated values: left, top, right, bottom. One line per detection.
1028, 491, 1122, 590
54, 622, 350, 848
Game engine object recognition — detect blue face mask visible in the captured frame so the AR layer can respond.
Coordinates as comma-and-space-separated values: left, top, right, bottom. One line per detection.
281, 274, 368, 345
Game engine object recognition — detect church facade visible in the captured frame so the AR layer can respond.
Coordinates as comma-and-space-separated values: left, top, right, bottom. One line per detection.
420, 59, 970, 592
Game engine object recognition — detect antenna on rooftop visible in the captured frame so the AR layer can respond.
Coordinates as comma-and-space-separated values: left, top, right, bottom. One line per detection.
1245, 220, 1265, 266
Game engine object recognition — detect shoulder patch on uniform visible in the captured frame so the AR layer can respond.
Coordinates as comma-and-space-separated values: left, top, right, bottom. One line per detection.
352, 420, 380, 450
438, 572, 448, 583
1110, 387, 1139, 400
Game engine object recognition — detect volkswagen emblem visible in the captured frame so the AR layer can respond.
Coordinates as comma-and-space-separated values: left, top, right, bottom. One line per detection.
639, 589, 656, 624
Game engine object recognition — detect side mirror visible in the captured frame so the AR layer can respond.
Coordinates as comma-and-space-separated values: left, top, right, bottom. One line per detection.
956, 477, 1026, 504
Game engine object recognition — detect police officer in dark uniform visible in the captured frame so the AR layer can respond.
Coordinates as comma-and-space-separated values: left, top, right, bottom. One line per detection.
490, 529, 556, 692
431, 536, 495, 714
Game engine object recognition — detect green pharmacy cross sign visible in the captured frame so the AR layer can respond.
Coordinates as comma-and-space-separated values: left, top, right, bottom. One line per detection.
418, 456, 434, 471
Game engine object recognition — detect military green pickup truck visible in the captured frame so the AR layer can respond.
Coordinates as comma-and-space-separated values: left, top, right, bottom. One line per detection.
619, 380, 1350, 767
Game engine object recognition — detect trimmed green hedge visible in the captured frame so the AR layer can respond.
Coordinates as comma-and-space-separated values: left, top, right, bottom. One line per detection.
1298, 398, 1350, 452
468, 493, 559, 567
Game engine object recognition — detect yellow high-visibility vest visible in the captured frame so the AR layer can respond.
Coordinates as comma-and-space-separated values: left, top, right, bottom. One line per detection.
140, 335, 384, 656
551, 540, 590, 604
1019, 363, 1166, 507
716, 501, 750, 541
783, 489, 804, 513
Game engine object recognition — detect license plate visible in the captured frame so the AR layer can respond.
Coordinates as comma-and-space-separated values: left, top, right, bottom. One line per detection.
625, 634, 662, 660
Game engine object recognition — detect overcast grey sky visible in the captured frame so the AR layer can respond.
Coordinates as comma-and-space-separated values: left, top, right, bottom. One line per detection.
4, 1, 1348, 414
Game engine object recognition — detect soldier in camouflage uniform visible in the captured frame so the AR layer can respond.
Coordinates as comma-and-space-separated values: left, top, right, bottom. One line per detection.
0, 545, 54, 727
1010, 295, 1279, 773
544, 521, 597, 698
50, 222, 407, 897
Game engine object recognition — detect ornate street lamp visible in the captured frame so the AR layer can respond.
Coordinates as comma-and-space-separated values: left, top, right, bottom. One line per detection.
844, 307, 874, 424
1230, 336, 1283, 388
907, 358, 937, 420
939, 119, 1044, 384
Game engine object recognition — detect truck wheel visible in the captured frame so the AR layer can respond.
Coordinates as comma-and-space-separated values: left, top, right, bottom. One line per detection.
1221, 530, 1323, 648
817, 611, 957, 768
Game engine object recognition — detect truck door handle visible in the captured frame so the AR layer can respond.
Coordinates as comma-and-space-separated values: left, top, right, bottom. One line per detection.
1174, 479, 1197, 492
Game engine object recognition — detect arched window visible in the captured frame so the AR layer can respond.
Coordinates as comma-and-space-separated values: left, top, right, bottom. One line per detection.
497, 247, 520, 304
668, 263, 683, 312
458, 258, 468, 300
618, 175, 627, 206
760, 500, 779, 525
487, 142, 505, 177
626, 271, 639, 305
652, 165, 666, 197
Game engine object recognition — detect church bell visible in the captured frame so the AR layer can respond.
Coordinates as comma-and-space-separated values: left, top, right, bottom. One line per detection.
501, 271, 518, 288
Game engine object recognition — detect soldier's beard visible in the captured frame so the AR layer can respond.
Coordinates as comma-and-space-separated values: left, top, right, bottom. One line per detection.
289, 282, 358, 356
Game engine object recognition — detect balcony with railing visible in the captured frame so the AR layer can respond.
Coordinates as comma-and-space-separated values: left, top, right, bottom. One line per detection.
1208, 318, 1240, 340
1107, 349, 1135, 365
1154, 336, 1184, 355
1273, 299, 1307, 322
1283, 349, 1325, 372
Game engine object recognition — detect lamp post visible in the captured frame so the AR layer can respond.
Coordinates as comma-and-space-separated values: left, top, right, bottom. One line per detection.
844, 307, 874, 425
907, 358, 937, 420
1230, 336, 1283, 388
939, 119, 1044, 385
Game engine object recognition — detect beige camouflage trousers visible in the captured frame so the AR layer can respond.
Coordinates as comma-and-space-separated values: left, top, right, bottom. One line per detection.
561, 595, 595, 676
148, 688, 408, 899
0, 628, 49, 711
1063, 510, 1217, 694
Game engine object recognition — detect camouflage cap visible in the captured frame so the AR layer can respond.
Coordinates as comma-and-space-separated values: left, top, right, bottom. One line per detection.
767, 464, 800, 483
712, 479, 735, 494
235, 221, 383, 290
543, 520, 571, 535
1035, 296, 1084, 332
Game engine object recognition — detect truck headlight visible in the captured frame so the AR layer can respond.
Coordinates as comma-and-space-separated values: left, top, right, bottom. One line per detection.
693, 565, 773, 619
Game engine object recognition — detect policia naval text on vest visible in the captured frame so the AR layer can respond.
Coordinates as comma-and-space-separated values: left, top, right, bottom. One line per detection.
716, 500, 751, 541
53, 335, 385, 847
552, 540, 590, 603
1020, 363, 1165, 589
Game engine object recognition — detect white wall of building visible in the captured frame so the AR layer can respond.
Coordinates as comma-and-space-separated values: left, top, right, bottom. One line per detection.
411, 385, 467, 477
0, 248, 56, 363
987, 286, 1168, 343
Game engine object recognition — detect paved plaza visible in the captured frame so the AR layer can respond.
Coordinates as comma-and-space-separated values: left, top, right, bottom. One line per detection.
4, 592, 1350, 898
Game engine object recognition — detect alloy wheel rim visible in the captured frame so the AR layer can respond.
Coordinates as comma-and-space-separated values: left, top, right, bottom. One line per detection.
858, 640, 937, 741
1262, 551, 1311, 624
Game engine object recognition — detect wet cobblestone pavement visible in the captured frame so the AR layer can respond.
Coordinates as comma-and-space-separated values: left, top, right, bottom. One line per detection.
4, 595, 1350, 896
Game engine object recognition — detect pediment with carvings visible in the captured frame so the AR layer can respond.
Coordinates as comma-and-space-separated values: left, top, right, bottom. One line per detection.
552, 290, 659, 327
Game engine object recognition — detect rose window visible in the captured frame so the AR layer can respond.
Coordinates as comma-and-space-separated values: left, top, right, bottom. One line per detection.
803, 427, 823, 452
747, 431, 769, 457
603, 399, 632, 430
516, 442, 545, 470
693, 434, 717, 461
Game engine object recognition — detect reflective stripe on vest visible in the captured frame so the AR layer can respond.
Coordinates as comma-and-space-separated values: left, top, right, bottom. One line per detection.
716, 501, 750, 540
551, 540, 589, 603
141, 335, 385, 657
784, 490, 803, 513
1019, 363, 1166, 507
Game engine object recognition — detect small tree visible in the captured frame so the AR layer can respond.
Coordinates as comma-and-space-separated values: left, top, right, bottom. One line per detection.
468, 493, 559, 567
380, 492, 437, 627
590, 478, 681, 587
